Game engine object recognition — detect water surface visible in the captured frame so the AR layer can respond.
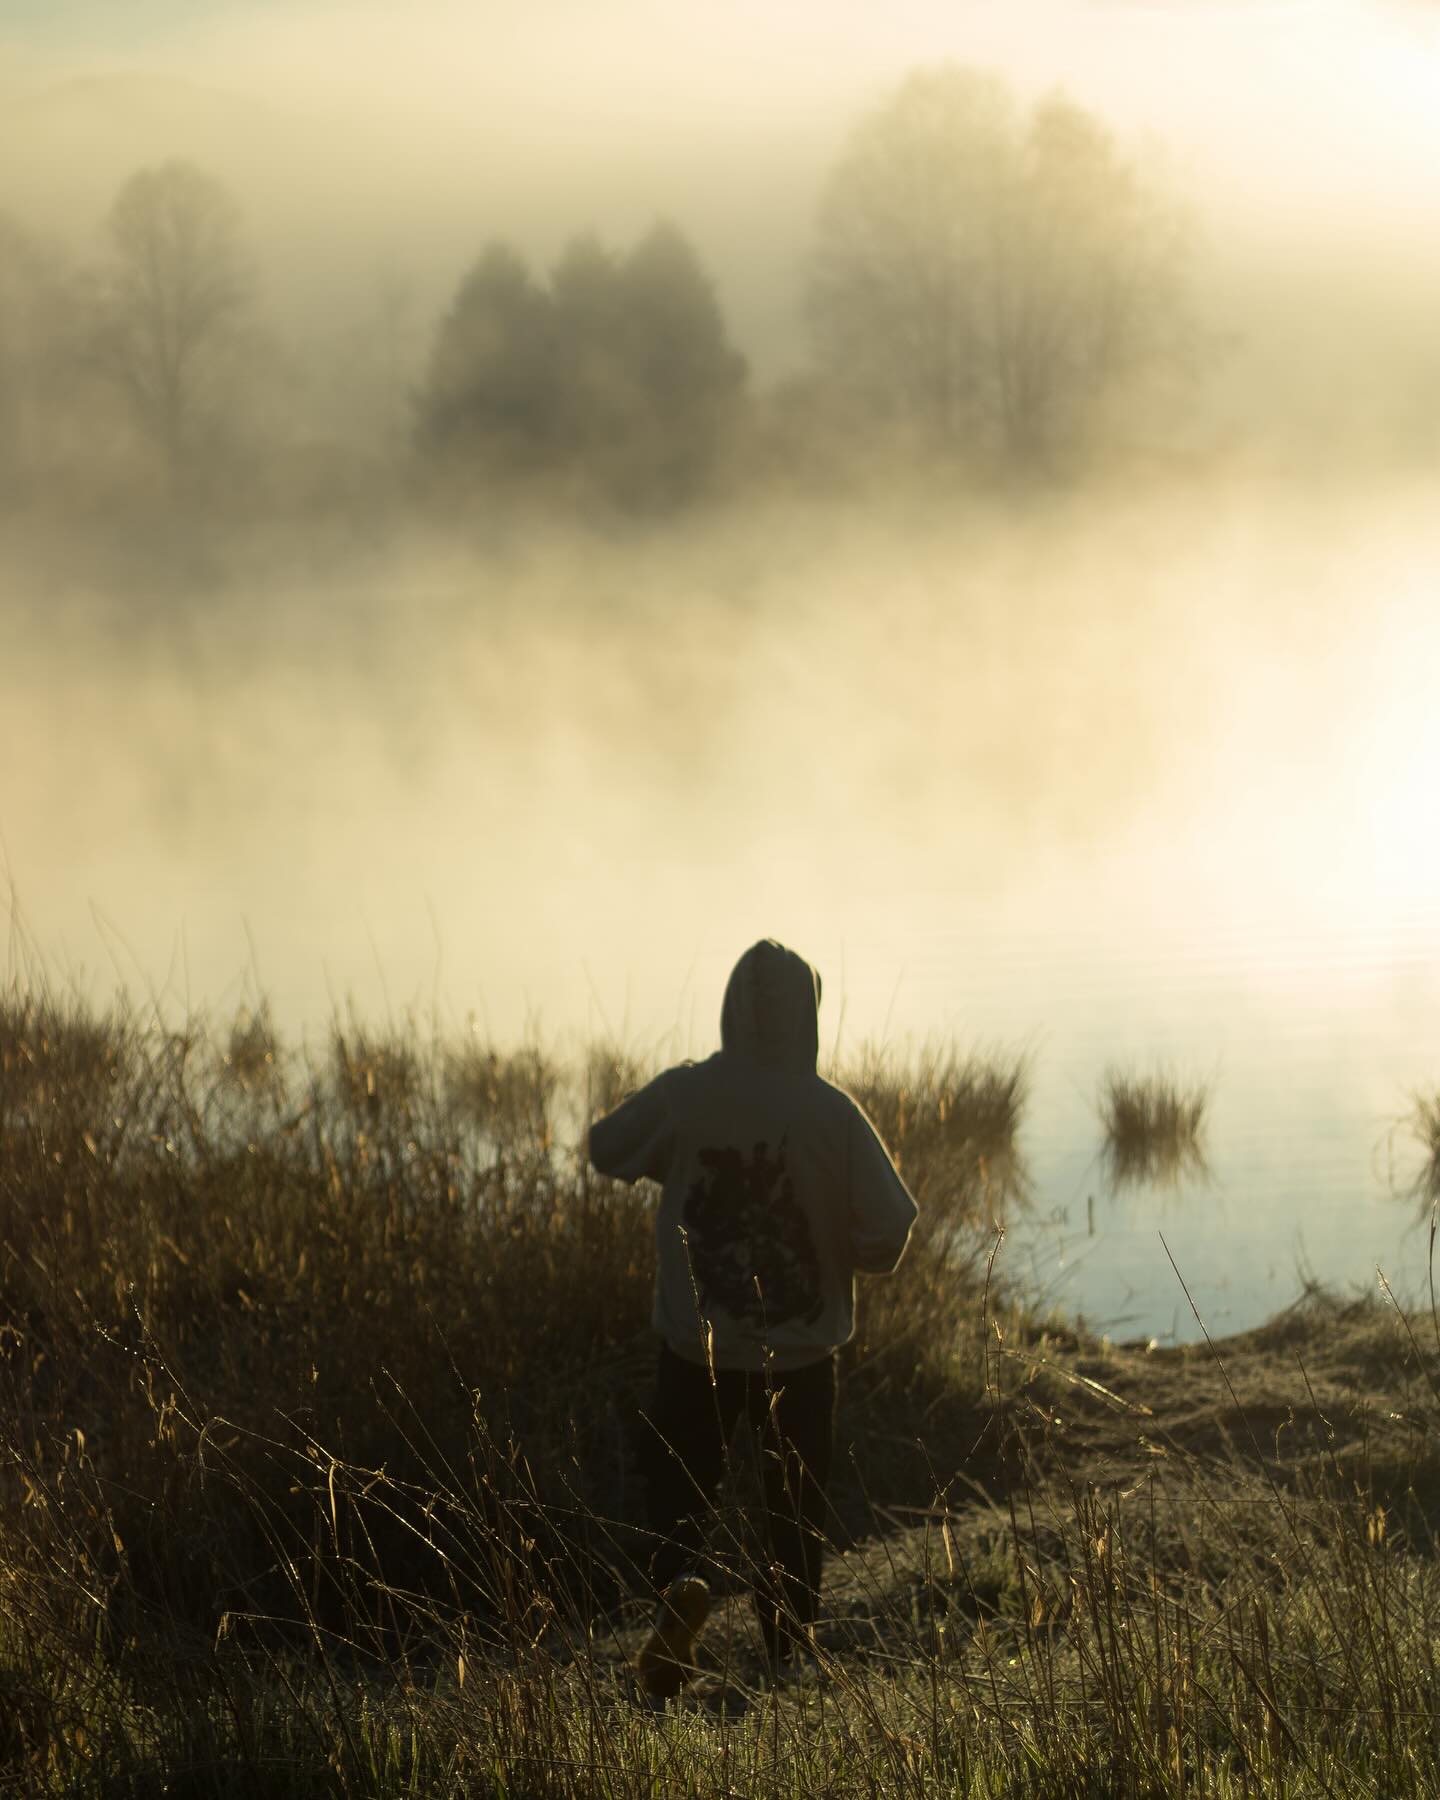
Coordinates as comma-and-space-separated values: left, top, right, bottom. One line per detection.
7, 476, 1438, 1342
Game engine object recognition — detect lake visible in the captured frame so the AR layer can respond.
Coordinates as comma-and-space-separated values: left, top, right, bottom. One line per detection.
6, 472, 1438, 1344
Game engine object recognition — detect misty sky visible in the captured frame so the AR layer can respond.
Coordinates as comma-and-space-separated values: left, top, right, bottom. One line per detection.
1, 1, 240, 42
5, 0, 1440, 384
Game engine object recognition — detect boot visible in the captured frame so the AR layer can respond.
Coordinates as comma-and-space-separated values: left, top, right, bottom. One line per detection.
636, 1575, 711, 1700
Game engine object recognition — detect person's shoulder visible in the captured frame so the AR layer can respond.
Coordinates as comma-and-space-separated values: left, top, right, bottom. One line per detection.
664, 1052, 723, 1092
811, 1071, 864, 1118
814, 1077, 896, 1143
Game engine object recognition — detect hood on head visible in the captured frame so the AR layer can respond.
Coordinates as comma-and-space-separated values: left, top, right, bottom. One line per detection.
720, 940, 821, 1070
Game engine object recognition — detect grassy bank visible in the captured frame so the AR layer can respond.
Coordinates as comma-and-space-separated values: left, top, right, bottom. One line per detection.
4, 984, 1440, 1796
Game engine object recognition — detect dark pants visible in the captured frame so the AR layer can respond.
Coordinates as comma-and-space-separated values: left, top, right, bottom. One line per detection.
640, 1343, 836, 1663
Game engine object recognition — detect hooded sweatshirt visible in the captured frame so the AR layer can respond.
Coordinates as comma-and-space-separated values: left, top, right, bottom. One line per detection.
588, 941, 918, 1371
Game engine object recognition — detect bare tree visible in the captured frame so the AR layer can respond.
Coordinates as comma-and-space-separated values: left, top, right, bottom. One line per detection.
0, 214, 81, 480
808, 66, 1188, 465
95, 160, 252, 477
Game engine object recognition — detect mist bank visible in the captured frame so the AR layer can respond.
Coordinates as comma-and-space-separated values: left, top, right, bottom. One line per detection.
6, 470, 1438, 1047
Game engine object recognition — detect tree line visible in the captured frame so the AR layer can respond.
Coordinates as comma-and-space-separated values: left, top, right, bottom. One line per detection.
0, 64, 1193, 514
417, 225, 745, 509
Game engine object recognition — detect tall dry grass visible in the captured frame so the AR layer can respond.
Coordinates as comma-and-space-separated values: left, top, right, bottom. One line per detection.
9, 985, 1440, 1796
0, 989, 1025, 1646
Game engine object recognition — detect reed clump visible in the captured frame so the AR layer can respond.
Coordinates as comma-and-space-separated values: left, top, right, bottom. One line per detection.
832, 1044, 1029, 1458
443, 1031, 560, 1151
1403, 1089, 1440, 1210
838, 1041, 1028, 1217
1098, 1064, 1210, 1189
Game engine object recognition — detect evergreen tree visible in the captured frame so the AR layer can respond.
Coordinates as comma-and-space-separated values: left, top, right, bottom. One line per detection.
416, 222, 745, 508
550, 233, 630, 458
614, 220, 745, 504
415, 242, 561, 472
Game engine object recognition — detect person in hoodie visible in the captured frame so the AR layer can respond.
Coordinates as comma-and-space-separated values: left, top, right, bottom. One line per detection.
588, 939, 918, 1695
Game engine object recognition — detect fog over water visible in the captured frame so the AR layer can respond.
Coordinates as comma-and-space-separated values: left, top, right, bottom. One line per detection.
5, 0, 1440, 1339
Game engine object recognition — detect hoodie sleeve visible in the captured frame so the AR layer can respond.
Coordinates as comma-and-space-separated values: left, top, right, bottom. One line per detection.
588, 1073, 675, 1185
846, 1103, 919, 1275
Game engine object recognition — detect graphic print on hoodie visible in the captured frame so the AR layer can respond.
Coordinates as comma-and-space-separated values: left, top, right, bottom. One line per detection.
683, 1138, 824, 1329
589, 940, 919, 1370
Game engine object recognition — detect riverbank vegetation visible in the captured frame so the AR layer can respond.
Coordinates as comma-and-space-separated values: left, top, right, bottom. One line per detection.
1097, 1066, 1211, 1190
5, 984, 1440, 1796
1402, 1088, 1440, 1212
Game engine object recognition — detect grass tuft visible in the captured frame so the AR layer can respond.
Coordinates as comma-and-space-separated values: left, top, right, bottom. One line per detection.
1097, 1064, 1210, 1190
443, 1029, 560, 1150
837, 1041, 1029, 1221
1403, 1089, 1440, 1210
